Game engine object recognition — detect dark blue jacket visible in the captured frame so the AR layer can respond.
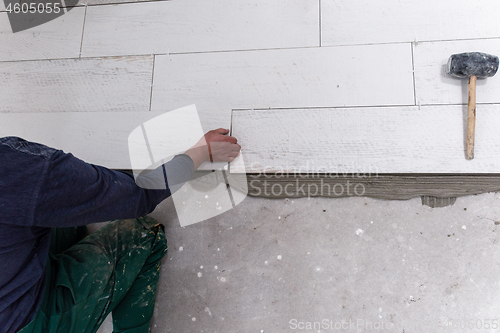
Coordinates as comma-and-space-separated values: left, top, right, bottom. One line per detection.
0, 137, 193, 333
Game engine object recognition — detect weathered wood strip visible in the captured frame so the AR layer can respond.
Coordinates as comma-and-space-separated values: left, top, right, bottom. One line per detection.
230, 106, 500, 174
413, 38, 500, 105
151, 44, 414, 130
0, 111, 165, 169
321, 0, 500, 46
0, 55, 153, 112
0, 7, 85, 61
81, 0, 319, 57
0, 109, 227, 171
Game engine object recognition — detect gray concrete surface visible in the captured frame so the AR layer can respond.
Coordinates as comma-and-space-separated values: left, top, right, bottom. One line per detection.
97, 193, 500, 333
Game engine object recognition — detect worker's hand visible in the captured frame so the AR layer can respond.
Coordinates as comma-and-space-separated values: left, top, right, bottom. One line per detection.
205, 128, 241, 162
185, 128, 241, 169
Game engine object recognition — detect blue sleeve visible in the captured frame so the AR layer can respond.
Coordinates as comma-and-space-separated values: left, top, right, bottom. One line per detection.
33, 150, 193, 228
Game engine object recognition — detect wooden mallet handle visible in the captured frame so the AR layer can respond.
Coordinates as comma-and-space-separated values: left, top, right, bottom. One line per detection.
466, 75, 477, 160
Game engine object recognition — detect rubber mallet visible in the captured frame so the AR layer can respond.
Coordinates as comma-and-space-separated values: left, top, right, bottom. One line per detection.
447, 52, 499, 160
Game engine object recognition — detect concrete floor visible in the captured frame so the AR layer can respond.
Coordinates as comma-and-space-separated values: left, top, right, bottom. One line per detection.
97, 193, 500, 333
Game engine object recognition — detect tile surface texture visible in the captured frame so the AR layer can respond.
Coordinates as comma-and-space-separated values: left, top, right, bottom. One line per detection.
2, 1, 500, 332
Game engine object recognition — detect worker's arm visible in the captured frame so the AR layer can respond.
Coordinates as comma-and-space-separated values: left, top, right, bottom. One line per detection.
31, 129, 240, 228
134, 128, 240, 192
131, 128, 240, 193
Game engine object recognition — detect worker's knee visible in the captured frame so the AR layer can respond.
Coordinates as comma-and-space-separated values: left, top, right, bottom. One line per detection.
149, 223, 168, 261
130, 216, 168, 259
93, 217, 167, 269
136, 215, 164, 232
109, 216, 164, 239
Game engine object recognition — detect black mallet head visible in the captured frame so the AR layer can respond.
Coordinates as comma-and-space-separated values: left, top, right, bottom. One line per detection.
447, 52, 499, 79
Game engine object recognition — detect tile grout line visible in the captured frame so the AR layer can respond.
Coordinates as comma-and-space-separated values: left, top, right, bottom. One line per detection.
3, 34, 500, 63
230, 102, 500, 112
3, 102, 500, 115
2, 102, 496, 115
148, 54, 156, 111
60, 0, 68, 13
319, 0, 322, 47
79, 5, 88, 58
0, 45, 320, 63
411, 42, 417, 106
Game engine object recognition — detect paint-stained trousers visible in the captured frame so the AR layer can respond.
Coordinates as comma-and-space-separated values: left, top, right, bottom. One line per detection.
19, 217, 167, 333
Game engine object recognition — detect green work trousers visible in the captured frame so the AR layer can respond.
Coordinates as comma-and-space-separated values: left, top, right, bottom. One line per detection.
19, 217, 167, 333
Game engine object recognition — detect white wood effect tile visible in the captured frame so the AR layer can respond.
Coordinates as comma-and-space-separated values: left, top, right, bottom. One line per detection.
0, 56, 153, 112
321, 0, 500, 46
80, 0, 319, 57
230, 105, 500, 174
414, 38, 500, 105
0, 7, 85, 61
0, 111, 166, 169
151, 44, 415, 131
